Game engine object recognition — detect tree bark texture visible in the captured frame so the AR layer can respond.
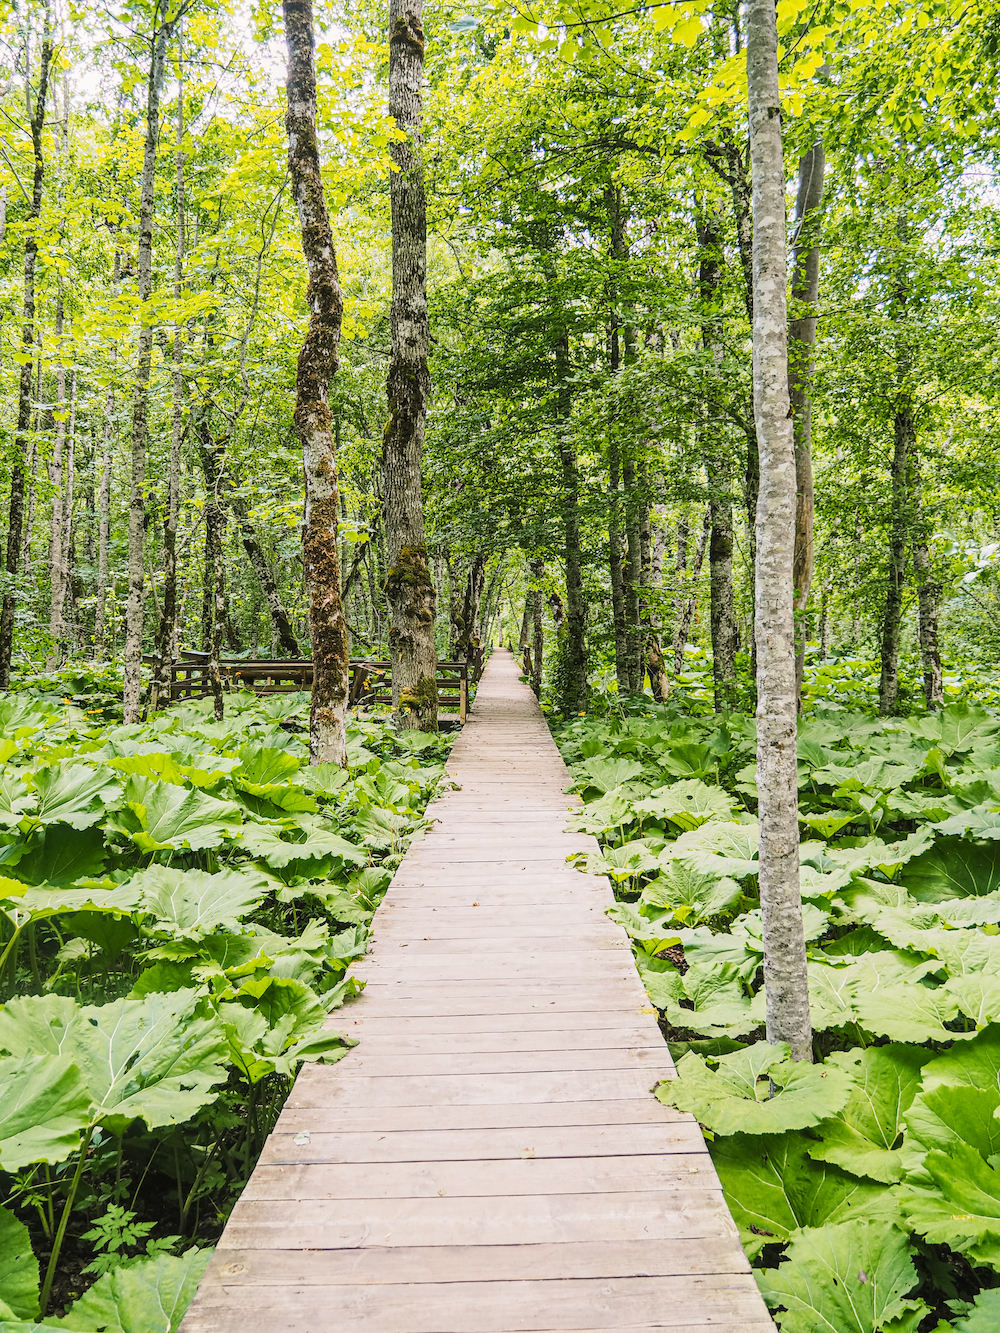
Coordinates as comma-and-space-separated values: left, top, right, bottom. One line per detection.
789, 141, 825, 701
123, 16, 172, 722
531, 557, 543, 699
0, 14, 52, 689
151, 30, 186, 712
672, 508, 710, 675
284, 0, 350, 765
556, 330, 586, 713
47, 297, 67, 667
879, 403, 911, 715
383, 0, 437, 730
747, 0, 812, 1063
94, 387, 114, 657
912, 461, 943, 708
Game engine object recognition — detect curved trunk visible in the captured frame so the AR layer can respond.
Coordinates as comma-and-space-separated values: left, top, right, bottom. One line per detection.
284, 0, 350, 765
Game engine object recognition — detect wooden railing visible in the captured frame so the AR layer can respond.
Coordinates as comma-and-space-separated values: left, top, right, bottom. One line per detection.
148, 652, 469, 722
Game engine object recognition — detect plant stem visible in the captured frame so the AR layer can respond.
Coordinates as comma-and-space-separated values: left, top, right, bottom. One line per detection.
40, 1124, 93, 1317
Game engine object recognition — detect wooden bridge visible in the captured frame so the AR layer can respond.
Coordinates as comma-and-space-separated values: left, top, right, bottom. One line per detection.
180, 649, 772, 1333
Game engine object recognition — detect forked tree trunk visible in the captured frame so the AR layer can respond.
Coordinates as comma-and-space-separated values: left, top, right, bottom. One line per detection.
747, 0, 812, 1063
383, 0, 437, 730
123, 16, 173, 722
789, 141, 825, 702
0, 13, 52, 689
283, 0, 350, 765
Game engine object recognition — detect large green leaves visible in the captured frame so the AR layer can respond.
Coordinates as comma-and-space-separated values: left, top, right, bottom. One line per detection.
808, 1046, 929, 1183
54, 1248, 213, 1333
756, 1222, 926, 1333
107, 777, 241, 852
27, 763, 121, 830
655, 1043, 852, 1136
902, 837, 1000, 902
711, 1130, 901, 1249
0, 1054, 93, 1170
132, 866, 269, 938
0, 992, 227, 1134
0, 1207, 38, 1321
632, 778, 735, 830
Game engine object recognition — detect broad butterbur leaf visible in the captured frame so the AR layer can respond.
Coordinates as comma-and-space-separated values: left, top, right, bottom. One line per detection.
655, 1042, 852, 1136
808, 1046, 929, 1183
903, 836, 1000, 902
632, 778, 734, 830
0, 1053, 93, 1170
132, 865, 269, 938
0, 1206, 38, 1321
108, 776, 241, 852
27, 762, 121, 829
55, 1247, 213, 1333
575, 757, 643, 793
756, 1222, 926, 1333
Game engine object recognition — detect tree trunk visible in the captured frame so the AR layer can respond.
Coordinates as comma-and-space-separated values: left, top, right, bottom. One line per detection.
789, 141, 825, 702
150, 28, 186, 713
879, 404, 911, 715
911, 461, 943, 708
453, 551, 485, 671
59, 368, 76, 655
283, 0, 350, 765
748, 0, 812, 1063
554, 330, 586, 712
47, 297, 67, 668
94, 386, 114, 658
698, 209, 738, 712
383, 0, 437, 731
672, 508, 710, 674
608, 436, 629, 693
0, 12, 52, 689
531, 557, 543, 698
647, 506, 671, 700
123, 15, 172, 722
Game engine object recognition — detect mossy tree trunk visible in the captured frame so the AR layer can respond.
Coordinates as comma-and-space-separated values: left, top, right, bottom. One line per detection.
383, 0, 437, 731
283, 0, 350, 765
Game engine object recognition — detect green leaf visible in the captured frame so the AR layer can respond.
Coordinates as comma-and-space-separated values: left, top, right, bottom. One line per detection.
0, 1206, 38, 1321
852, 970, 958, 1043
633, 779, 735, 830
235, 746, 302, 787
0, 775, 35, 828
808, 1046, 930, 1183
28, 763, 121, 829
667, 819, 759, 878
9, 827, 106, 887
575, 757, 643, 792
899, 1140, 1000, 1264
108, 777, 241, 852
240, 822, 366, 868
0, 992, 227, 1134
654, 1043, 853, 1136
902, 837, 1000, 902
132, 865, 269, 938
952, 1289, 1000, 1331
711, 1130, 902, 1245
0, 1053, 93, 1170
640, 862, 742, 923
55, 1247, 212, 1333
756, 1222, 925, 1333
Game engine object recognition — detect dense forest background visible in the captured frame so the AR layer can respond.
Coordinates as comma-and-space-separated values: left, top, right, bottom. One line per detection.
1, 0, 999, 716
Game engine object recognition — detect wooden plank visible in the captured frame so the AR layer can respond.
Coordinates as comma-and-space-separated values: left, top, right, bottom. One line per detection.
194, 1237, 751, 1284
341, 1010, 657, 1035
181, 1275, 766, 1333
327, 1049, 670, 1078
286, 1069, 670, 1108
218, 1189, 741, 1249
273, 1099, 691, 1135
339, 1027, 663, 1054
241, 1153, 717, 1201
258, 1121, 705, 1165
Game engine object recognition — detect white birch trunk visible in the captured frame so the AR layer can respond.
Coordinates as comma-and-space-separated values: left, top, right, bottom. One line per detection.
747, 0, 812, 1062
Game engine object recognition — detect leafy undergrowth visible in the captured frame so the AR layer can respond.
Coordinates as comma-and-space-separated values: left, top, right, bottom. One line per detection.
554, 690, 1000, 1332
0, 684, 452, 1329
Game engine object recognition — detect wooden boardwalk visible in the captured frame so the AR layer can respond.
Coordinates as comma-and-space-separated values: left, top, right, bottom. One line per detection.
181, 650, 772, 1333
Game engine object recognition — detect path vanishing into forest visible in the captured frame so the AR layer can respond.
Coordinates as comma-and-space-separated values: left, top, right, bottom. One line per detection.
179, 650, 773, 1333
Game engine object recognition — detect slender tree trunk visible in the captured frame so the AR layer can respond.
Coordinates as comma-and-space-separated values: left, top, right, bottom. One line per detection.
672, 508, 710, 675
531, 557, 543, 698
553, 330, 586, 712
59, 368, 76, 655
0, 13, 52, 689
748, 0, 811, 1063
911, 462, 943, 708
383, 0, 437, 730
123, 16, 172, 722
607, 428, 629, 694
47, 298, 67, 667
789, 141, 825, 702
879, 404, 911, 715
95, 386, 114, 657
698, 209, 738, 712
647, 506, 671, 700
150, 28, 186, 712
622, 455, 642, 689
284, 0, 350, 764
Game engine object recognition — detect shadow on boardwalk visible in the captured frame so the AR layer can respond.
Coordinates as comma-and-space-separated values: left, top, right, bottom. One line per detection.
180, 649, 774, 1333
